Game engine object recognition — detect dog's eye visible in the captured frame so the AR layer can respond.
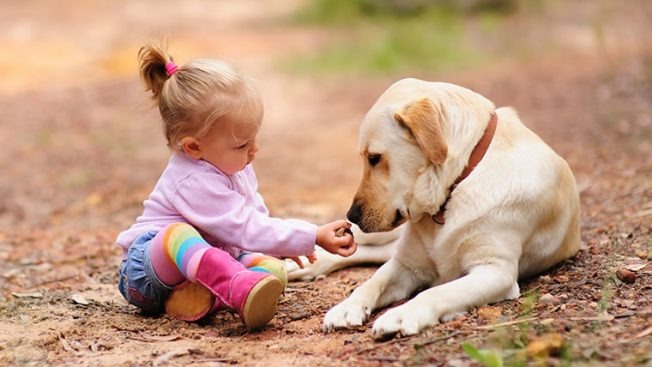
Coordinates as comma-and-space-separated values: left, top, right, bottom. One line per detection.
368, 154, 381, 167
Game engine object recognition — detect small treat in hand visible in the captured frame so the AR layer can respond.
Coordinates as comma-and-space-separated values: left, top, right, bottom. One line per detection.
335, 227, 354, 237
317, 220, 356, 257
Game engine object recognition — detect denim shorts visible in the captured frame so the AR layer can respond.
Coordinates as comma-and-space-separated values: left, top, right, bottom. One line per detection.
118, 231, 172, 313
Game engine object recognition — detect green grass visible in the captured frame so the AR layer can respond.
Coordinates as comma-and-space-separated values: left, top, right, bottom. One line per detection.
281, 0, 518, 76
291, 16, 483, 75
295, 0, 518, 24
462, 342, 505, 367
459, 289, 572, 366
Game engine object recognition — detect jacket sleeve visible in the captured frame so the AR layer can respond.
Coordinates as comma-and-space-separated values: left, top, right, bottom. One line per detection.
247, 167, 270, 216
171, 172, 317, 257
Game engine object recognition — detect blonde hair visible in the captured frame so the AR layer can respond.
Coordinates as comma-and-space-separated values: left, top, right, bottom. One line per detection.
138, 43, 263, 150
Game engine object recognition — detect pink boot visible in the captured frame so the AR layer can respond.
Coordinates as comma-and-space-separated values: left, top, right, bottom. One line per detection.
194, 248, 283, 330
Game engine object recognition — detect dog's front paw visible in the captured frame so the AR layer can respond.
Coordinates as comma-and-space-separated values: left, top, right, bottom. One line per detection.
323, 300, 371, 332
371, 303, 437, 339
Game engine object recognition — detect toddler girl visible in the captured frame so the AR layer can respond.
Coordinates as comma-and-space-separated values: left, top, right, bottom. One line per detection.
116, 43, 356, 330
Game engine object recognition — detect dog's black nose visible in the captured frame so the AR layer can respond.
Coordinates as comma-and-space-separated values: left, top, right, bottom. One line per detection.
347, 203, 362, 225
393, 209, 404, 225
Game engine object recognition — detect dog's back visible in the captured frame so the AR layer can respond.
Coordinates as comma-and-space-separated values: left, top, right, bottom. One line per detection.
492, 107, 581, 278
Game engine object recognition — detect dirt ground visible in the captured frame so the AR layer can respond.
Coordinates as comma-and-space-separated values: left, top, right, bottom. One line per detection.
0, 1, 650, 366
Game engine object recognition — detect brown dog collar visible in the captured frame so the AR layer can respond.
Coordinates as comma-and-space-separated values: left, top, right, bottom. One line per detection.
432, 112, 498, 225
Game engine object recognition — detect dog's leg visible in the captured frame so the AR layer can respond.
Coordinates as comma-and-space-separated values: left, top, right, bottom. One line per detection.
286, 240, 397, 281
287, 226, 402, 281
371, 263, 519, 339
323, 257, 429, 331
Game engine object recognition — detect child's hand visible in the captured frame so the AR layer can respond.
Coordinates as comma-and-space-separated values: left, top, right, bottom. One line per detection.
288, 252, 317, 269
317, 220, 357, 257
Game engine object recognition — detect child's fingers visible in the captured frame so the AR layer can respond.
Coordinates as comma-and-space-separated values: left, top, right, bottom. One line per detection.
337, 241, 357, 257
331, 219, 351, 231
307, 253, 318, 263
289, 256, 305, 269
334, 228, 354, 241
333, 233, 355, 247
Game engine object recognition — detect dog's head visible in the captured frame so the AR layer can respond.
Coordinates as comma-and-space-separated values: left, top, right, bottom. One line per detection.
347, 79, 494, 232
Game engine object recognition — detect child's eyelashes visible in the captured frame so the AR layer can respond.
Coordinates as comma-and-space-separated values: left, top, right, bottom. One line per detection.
236, 138, 259, 150
236, 142, 251, 150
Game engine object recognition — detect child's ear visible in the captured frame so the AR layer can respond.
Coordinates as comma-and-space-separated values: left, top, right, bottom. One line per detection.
179, 137, 202, 160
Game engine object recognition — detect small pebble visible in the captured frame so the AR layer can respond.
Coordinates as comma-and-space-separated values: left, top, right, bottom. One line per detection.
539, 293, 560, 305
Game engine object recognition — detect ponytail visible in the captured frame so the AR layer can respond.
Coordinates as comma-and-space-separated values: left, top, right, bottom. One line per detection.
138, 43, 173, 100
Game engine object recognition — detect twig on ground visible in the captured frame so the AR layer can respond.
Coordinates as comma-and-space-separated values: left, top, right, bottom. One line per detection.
365, 356, 400, 362
126, 333, 182, 342
340, 335, 411, 358
412, 331, 464, 348
12, 291, 43, 298
342, 330, 465, 359
568, 314, 614, 322
632, 325, 652, 340
475, 317, 539, 330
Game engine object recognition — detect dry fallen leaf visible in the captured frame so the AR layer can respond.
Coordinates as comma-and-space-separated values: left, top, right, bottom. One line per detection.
71, 293, 90, 305
477, 306, 502, 322
553, 274, 570, 283
625, 263, 647, 272
616, 269, 637, 283
526, 333, 564, 358
59, 335, 83, 356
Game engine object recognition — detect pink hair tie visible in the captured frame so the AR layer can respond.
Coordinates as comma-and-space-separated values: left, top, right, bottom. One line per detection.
165, 61, 178, 76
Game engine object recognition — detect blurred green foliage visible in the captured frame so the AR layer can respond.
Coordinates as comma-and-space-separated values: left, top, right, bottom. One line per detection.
462, 342, 504, 367
284, 0, 522, 75
296, 0, 518, 23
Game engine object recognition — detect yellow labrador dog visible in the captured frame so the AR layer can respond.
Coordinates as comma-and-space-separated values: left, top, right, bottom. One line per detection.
322, 78, 580, 339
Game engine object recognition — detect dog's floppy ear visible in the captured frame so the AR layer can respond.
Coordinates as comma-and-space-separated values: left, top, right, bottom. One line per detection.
394, 98, 448, 165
